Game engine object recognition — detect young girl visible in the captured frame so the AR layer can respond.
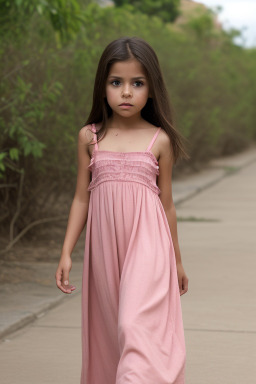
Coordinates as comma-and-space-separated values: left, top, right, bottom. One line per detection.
55, 36, 189, 384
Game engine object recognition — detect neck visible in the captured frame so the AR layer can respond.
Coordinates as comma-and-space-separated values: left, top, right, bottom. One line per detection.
107, 113, 145, 130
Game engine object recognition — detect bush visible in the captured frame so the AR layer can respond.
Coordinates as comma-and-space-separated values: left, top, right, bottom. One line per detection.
0, 1, 255, 248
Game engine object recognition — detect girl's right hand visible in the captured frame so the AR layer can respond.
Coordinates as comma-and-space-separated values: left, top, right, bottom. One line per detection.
55, 255, 76, 294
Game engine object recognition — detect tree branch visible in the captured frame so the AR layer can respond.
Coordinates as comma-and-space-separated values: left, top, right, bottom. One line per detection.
0, 215, 68, 255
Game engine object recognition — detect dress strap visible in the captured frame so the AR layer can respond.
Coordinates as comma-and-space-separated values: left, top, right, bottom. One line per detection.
91, 123, 98, 151
146, 127, 161, 152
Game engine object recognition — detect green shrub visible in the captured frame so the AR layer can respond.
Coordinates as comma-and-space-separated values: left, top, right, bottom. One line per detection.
0, 1, 255, 246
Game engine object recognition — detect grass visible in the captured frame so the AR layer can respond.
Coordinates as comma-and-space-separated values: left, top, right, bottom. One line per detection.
177, 216, 220, 222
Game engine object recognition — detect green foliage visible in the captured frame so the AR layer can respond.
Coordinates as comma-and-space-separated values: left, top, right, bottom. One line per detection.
0, 152, 7, 175
0, 0, 256, 239
112, 0, 181, 22
0, 0, 87, 44
0, 69, 64, 179
187, 10, 214, 39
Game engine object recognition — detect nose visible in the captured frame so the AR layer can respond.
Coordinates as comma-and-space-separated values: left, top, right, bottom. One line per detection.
122, 83, 132, 97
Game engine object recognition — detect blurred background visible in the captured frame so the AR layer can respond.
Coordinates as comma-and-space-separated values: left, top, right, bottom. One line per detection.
0, 0, 255, 255
0, 1, 255, 383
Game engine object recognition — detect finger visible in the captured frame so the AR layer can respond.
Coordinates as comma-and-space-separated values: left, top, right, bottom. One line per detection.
62, 271, 69, 287
56, 269, 73, 294
61, 271, 72, 293
180, 277, 189, 296
55, 270, 63, 290
62, 283, 76, 291
57, 277, 71, 293
178, 276, 183, 295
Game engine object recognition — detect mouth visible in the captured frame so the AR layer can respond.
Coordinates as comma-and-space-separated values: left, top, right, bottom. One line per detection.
119, 103, 133, 106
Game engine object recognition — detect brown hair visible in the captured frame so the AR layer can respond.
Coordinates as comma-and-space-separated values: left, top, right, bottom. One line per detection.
85, 36, 188, 162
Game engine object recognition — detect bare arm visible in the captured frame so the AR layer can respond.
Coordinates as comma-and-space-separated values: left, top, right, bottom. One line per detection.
157, 131, 188, 296
55, 125, 93, 294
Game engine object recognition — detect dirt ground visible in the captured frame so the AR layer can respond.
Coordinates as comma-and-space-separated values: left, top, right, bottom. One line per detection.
0, 220, 86, 284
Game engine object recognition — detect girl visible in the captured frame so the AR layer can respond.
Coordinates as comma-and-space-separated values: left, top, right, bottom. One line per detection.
56, 36, 189, 384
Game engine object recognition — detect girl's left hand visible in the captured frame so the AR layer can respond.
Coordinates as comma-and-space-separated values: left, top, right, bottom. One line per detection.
176, 262, 189, 296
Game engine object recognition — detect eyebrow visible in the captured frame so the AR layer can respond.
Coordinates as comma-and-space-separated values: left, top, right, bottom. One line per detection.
108, 75, 147, 80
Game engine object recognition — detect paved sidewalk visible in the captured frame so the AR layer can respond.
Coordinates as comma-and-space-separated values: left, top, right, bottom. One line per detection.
178, 157, 256, 383
0, 145, 256, 384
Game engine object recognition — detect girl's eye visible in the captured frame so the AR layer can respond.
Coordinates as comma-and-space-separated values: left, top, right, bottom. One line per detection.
110, 80, 144, 87
134, 81, 144, 87
111, 80, 121, 86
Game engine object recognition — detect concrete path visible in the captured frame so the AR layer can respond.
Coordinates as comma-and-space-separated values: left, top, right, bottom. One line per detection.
178, 157, 256, 383
0, 146, 256, 383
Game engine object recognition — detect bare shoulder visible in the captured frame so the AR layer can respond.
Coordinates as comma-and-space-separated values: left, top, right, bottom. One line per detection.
158, 129, 174, 160
78, 124, 94, 145
77, 124, 96, 158
158, 128, 171, 147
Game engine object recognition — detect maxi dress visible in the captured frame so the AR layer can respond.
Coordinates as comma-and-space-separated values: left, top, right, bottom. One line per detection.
80, 123, 186, 384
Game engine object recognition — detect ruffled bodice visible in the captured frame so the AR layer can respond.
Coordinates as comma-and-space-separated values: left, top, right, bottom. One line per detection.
87, 150, 161, 195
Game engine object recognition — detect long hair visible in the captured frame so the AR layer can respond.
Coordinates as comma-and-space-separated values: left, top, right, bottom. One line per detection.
85, 36, 188, 162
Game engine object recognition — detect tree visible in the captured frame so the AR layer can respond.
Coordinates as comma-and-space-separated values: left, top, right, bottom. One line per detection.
112, 0, 181, 23
0, 0, 85, 42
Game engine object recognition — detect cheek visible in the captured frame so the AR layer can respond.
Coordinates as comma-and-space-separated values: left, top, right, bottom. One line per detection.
106, 87, 117, 104
138, 87, 150, 102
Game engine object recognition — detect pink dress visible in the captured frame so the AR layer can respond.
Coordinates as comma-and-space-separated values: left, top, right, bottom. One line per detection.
81, 123, 186, 384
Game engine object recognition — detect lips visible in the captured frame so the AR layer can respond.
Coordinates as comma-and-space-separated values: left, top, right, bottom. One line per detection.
119, 103, 133, 106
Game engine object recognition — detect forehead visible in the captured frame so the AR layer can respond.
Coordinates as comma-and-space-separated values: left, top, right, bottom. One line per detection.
108, 59, 147, 77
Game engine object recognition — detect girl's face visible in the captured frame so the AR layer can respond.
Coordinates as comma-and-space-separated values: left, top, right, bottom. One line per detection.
105, 58, 150, 119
